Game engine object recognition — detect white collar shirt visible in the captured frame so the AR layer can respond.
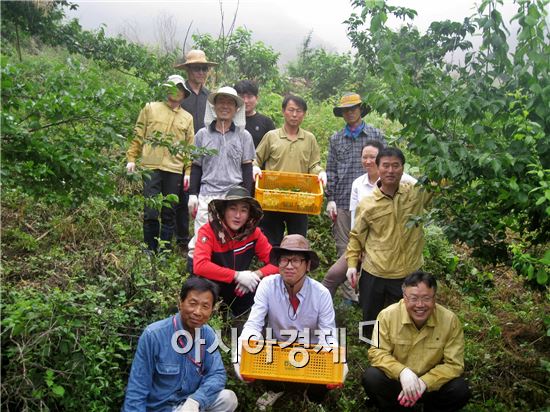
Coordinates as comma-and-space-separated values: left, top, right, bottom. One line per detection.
240, 274, 338, 348
350, 172, 418, 224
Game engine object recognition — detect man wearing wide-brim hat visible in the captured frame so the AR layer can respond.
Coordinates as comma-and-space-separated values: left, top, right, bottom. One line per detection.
192, 186, 278, 318
174, 49, 217, 133
173, 50, 217, 255
236, 234, 346, 406
324, 92, 386, 304
186, 86, 256, 264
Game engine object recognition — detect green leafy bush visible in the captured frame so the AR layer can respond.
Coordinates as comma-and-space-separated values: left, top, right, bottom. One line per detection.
346, 0, 550, 268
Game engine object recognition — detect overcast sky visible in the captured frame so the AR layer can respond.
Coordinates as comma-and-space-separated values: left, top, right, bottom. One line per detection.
67, 1, 524, 65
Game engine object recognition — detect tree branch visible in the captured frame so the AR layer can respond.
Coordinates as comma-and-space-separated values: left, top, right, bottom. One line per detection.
29, 117, 91, 132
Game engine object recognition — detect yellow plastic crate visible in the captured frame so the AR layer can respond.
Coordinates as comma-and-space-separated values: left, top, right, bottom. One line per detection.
240, 340, 345, 385
255, 170, 323, 215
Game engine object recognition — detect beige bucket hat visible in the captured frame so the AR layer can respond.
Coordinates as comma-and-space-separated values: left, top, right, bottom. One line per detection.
174, 49, 218, 69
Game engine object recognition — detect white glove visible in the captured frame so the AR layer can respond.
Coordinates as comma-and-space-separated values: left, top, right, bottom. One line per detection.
343, 363, 349, 381
174, 397, 199, 412
326, 201, 337, 220
188, 195, 198, 218
398, 378, 426, 407
183, 175, 190, 191
234, 284, 248, 297
399, 368, 423, 404
234, 270, 261, 292
126, 162, 136, 174
346, 267, 358, 289
253, 165, 262, 180
234, 362, 244, 381
318, 171, 327, 187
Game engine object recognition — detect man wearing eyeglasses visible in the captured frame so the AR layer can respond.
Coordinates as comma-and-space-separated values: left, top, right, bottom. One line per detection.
123, 277, 238, 412
235, 234, 341, 406
173, 50, 217, 256
363, 271, 470, 411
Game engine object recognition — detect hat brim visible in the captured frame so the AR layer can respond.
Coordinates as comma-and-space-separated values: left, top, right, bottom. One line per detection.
210, 196, 263, 222
174, 61, 218, 69
207, 92, 244, 108
163, 82, 190, 99
269, 247, 320, 271
333, 103, 371, 118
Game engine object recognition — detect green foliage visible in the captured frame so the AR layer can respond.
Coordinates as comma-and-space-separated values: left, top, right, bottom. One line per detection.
510, 242, 550, 286
0, 1, 77, 46
287, 33, 356, 101
1, 192, 186, 411
1, 51, 149, 206
422, 224, 460, 277
2, 2, 549, 411
346, 0, 550, 264
58, 20, 179, 85
192, 27, 283, 89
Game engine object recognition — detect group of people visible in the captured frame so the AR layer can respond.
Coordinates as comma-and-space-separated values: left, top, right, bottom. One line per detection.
123, 49, 471, 411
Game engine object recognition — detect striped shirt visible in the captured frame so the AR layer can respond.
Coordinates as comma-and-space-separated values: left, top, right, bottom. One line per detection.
325, 123, 385, 208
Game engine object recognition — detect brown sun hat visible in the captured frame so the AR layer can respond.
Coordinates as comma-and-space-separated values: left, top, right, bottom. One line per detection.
333, 92, 371, 117
269, 234, 320, 270
174, 49, 218, 69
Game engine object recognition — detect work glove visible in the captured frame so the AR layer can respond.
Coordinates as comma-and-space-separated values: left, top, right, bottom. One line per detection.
326, 363, 348, 389
233, 361, 244, 381
398, 368, 424, 406
253, 166, 262, 180
346, 267, 358, 289
234, 336, 256, 383
234, 270, 261, 292
398, 378, 426, 407
126, 162, 136, 174
318, 171, 327, 187
234, 284, 248, 297
183, 175, 190, 191
326, 201, 337, 221
174, 397, 199, 412
188, 195, 198, 219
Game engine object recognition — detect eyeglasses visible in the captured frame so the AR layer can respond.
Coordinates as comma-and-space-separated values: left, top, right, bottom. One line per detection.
279, 257, 306, 267
403, 293, 435, 304
189, 65, 209, 72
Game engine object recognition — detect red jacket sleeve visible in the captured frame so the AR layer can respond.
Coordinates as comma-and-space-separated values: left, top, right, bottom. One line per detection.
193, 224, 236, 283
254, 228, 279, 276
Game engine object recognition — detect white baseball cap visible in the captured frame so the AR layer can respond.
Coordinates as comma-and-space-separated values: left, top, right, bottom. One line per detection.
163, 74, 190, 98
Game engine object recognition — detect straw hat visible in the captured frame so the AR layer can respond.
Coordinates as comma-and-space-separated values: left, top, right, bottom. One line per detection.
333, 92, 371, 117
174, 49, 218, 69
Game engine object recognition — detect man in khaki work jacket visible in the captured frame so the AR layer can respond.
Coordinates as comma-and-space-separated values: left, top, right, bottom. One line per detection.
253, 95, 327, 247
345, 147, 432, 338
126, 75, 194, 252
363, 271, 470, 411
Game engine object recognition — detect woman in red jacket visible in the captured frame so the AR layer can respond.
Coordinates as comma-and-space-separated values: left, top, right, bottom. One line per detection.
193, 186, 278, 317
